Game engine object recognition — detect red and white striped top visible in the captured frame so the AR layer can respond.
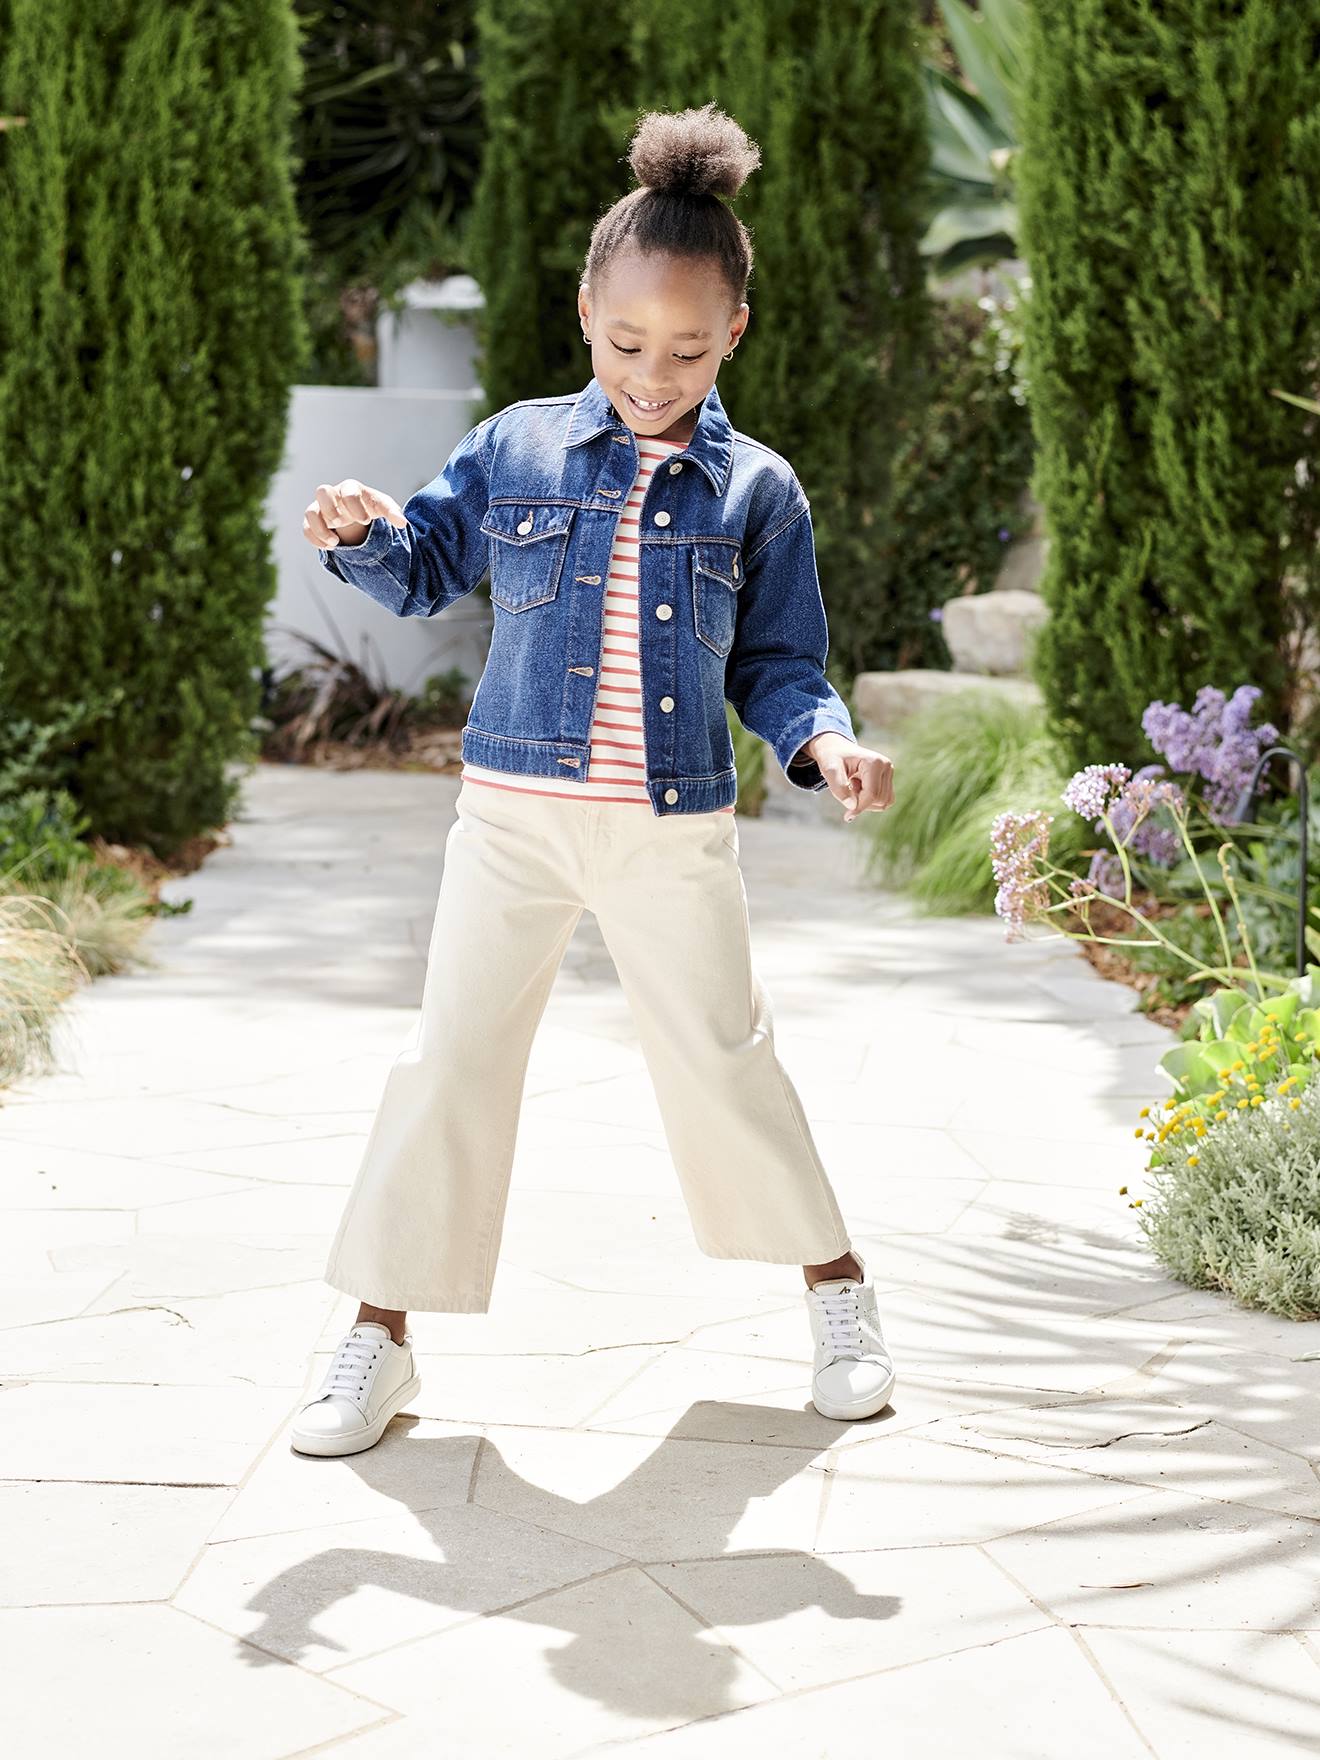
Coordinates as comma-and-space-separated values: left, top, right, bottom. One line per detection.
462, 433, 735, 812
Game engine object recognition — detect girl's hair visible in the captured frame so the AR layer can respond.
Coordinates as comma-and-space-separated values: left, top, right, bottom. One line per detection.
582, 102, 761, 309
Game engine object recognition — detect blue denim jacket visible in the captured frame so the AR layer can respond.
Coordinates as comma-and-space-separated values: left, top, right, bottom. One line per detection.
317, 373, 857, 815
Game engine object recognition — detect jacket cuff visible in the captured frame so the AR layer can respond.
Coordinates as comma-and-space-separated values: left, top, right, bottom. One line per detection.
777, 707, 858, 792
316, 516, 393, 577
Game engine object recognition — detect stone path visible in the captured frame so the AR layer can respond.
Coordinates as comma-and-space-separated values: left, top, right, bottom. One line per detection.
4, 762, 1319, 1758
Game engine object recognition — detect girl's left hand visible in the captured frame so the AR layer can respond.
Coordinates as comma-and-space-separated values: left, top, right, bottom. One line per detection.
806, 733, 895, 822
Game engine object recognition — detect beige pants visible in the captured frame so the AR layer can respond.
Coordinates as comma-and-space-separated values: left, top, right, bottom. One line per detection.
323, 778, 854, 1311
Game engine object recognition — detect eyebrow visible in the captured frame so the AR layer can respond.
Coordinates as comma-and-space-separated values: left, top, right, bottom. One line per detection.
608, 320, 712, 341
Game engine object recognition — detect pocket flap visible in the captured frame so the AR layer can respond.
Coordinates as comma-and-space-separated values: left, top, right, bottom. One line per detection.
692, 541, 741, 586
481, 502, 576, 545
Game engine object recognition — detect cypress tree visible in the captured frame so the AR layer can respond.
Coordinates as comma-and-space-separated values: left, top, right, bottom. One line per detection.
0, 0, 308, 856
632, 1, 933, 680
1018, 0, 1320, 769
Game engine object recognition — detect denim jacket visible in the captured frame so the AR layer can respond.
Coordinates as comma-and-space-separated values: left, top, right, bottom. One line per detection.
317, 373, 857, 815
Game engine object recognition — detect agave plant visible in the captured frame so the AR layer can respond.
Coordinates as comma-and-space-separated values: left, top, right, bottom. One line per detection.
922, 0, 1026, 278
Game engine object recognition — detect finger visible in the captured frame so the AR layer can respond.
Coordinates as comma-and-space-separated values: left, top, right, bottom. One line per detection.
314, 482, 353, 527
303, 506, 339, 549
361, 487, 409, 529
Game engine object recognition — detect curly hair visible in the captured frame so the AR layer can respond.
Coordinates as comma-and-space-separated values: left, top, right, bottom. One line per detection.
581, 102, 761, 309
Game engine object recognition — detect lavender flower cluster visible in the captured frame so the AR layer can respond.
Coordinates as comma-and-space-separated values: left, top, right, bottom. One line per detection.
990, 809, 1053, 939
1060, 762, 1187, 879
1140, 684, 1278, 825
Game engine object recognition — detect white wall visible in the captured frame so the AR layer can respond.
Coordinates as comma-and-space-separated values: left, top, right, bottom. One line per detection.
262, 384, 493, 698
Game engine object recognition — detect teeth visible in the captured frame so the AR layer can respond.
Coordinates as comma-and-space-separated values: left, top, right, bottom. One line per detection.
630, 394, 670, 411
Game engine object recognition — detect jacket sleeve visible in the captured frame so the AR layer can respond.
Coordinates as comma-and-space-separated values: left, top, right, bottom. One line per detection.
725, 494, 857, 791
315, 416, 493, 618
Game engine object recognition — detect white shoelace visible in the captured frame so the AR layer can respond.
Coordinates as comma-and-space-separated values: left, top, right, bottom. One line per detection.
320, 1331, 384, 1407
811, 1285, 886, 1361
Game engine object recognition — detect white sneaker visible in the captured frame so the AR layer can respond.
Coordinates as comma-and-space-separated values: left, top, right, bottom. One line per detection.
805, 1248, 896, 1421
290, 1321, 421, 1457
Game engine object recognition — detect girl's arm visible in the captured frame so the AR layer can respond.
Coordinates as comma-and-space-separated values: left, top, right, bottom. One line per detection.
725, 495, 857, 792
318, 417, 494, 618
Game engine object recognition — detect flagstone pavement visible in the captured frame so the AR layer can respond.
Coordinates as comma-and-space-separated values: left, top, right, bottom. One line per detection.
4, 760, 1320, 1759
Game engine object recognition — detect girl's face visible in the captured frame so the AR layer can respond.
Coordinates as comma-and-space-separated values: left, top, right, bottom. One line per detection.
579, 250, 749, 445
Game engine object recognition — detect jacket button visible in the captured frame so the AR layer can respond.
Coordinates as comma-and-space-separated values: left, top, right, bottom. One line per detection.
659, 695, 674, 712
668, 462, 682, 474
516, 517, 533, 534
655, 603, 673, 620
664, 787, 679, 803
733, 558, 740, 577
652, 510, 671, 526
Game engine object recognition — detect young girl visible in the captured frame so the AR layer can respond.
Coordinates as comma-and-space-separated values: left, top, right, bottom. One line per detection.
291, 103, 897, 1458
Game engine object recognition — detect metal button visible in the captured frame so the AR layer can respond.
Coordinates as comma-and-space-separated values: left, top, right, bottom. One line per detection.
653, 510, 671, 527
516, 517, 533, 535
664, 787, 679, 804
733, 558, 740, 578
613, 434, 631, 444
655, 604, 673, 621
659, 695, 674, 712
600, 487, 622, 498
576, 574, 602, 585
668, 461, 682, 474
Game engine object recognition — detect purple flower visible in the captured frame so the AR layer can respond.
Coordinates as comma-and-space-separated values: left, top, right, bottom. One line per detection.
1085, 849, 1125, 898
997, 527, 1011, 542
990, 809, 1053, 940
1140, 684, 1278, 824
928, 606, 944, 622
1061, 763, 1132, 820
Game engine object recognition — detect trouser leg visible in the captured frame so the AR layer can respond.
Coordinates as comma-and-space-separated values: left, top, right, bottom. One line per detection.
591, 809, 853, 1264
323, 783, 584, 1312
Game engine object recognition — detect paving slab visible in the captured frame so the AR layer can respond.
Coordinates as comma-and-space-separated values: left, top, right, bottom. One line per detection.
3, 760, 1318, 1757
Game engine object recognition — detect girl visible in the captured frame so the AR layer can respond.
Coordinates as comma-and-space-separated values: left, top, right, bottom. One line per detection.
291, 103, 897, 1457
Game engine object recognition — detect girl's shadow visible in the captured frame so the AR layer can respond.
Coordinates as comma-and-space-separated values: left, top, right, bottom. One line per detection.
235, 1399, 900, 1722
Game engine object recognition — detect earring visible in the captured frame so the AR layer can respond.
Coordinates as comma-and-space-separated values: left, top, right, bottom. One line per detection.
582, 333, 592, 344
723, 348, 735, 359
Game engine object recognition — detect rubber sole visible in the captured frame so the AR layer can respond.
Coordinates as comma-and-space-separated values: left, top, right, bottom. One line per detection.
289, 1371, 422, 1458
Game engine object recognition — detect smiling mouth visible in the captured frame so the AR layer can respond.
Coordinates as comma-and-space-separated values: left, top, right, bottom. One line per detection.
625, 392, 675, 416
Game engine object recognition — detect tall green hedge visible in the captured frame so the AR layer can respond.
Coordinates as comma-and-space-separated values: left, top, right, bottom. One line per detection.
631, 0, 934, 682
1018, 0, 1320, 770
0, 0, 308, 857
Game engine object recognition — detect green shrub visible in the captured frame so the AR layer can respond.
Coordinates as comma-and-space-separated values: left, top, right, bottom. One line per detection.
856, 688, 1090, 913
1137, 1072, 1320, 1320
0, 0, 309, 857
1017, 0, 1320, 771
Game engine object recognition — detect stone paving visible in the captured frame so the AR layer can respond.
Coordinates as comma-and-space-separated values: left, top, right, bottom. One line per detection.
4, 761, 1320, 1758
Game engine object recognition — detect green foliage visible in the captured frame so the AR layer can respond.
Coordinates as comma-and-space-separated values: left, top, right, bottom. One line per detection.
728, 704, 768, 815
856, 689, 1090, 913
292, 0, 483, 384
1017, 0, 1320, 774
0, 894, 87, 1088
1146, 982, 1320, 1166
1137, 1070, 1320, 1320
0, 0, 309, 858
467, 0, 636, 414
877, 292, 1034, 671
630, 0, 934, 681
921, 0, 1025, 276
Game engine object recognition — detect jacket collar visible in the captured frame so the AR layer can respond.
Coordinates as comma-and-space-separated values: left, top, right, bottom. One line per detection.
562, 374, 734, 495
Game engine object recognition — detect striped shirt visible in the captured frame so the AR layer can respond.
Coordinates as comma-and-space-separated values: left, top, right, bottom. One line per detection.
462, 433, 735, 812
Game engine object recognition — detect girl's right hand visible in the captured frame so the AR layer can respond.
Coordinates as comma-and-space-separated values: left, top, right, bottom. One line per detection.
303, 479, 409, 549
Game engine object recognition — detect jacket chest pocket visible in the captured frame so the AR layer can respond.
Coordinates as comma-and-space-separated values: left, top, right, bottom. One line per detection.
690, 541, 742, 658
480, 502, 577, 611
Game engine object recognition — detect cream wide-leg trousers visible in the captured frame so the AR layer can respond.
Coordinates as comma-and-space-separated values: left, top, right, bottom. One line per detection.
323, 777, 854, 1312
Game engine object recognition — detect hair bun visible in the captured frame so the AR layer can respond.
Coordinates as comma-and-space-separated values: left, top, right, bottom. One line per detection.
628, 102, 761, 201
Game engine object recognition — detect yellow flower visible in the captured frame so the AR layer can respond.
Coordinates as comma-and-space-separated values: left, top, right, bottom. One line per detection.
1236, 1098, 1249, 1109
1138, 1105, 1150, 1118
1279, 1076, 1297, 1092
1231, 1059, 1245, 1071
1133, 1126, 1144, 1138
1186, 1155, 1199, 1165
1250, 1096, 1263, 1107
1215, 1110, 1228, 1122
1290, 1097, 1302, 1110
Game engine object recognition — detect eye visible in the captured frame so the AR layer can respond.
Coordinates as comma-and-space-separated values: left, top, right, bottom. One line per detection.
610, 341, 706, 363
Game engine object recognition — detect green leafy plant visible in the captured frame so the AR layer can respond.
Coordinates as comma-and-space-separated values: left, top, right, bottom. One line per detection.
1134, 1071, 1320, 1321
921, 0, 1025, 277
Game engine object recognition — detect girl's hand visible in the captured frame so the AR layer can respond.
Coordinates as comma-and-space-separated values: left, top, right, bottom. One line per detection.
805, 733, 895, 822
303, 479, 409, 549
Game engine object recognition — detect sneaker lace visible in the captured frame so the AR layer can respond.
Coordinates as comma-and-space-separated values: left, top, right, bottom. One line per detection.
321, 1331, 383, 1405
813, 1285, 884, 1361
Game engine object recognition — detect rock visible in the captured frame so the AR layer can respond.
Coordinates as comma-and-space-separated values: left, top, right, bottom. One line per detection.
941, 588, 1049, 675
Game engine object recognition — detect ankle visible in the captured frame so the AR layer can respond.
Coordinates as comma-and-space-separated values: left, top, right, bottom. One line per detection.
355, 1304, 408, 1346
804, 1252, 861, 1287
